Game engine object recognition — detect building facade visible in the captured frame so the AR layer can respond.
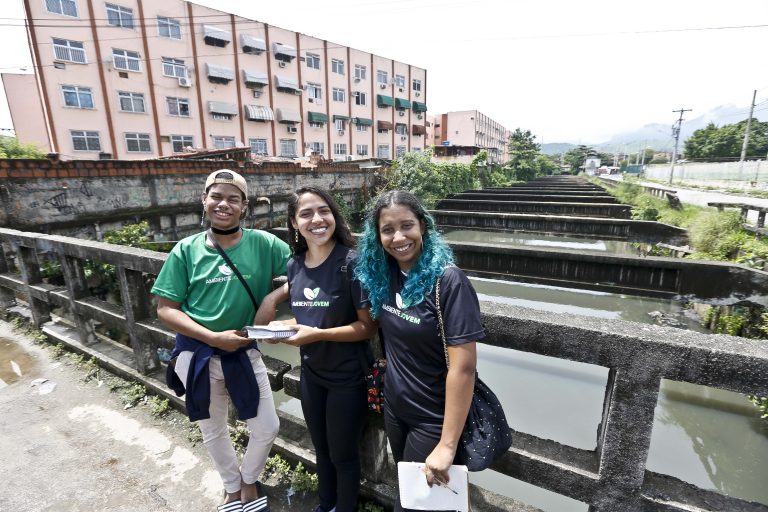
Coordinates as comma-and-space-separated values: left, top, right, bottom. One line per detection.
6, 0, 428, 160
432, 110, 509, 164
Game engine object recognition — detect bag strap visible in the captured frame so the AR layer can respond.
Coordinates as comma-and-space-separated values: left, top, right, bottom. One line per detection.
207, 229, 260, 313
435, 272, 449, 369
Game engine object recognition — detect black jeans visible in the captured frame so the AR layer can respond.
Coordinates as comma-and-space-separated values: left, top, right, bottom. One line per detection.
385, 408, 458, 512
301, 369, 367, 512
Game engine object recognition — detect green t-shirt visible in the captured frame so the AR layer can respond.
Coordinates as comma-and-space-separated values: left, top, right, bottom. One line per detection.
151, 229, 290, 333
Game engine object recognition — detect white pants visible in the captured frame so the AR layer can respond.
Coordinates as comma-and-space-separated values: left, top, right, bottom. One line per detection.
175, 349, 280, 493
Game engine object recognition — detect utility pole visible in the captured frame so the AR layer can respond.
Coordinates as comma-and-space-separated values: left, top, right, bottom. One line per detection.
739, 89, 757, 174
669, 108, 691, 184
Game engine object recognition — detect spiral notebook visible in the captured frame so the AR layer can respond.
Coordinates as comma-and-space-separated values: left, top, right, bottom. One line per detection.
397, 461, 469, 512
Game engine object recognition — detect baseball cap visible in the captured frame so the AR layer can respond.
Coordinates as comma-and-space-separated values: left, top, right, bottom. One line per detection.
204, 169, 248, 198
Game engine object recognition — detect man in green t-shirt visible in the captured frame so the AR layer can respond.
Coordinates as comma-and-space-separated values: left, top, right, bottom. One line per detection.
152, 169, 290, 512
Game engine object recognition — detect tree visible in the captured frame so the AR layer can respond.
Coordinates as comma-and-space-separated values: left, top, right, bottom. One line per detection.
563, 145, 597, 173
684, 119, 768, 161
0, 136, 46, 159
505, 128, 542, 181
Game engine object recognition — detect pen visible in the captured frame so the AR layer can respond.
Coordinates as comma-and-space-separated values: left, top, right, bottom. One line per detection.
432, 474, 459, 495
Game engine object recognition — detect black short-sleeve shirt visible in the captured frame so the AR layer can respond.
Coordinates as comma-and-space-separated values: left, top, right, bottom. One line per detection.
287, 244, 369, 386
378, 263, 485, 423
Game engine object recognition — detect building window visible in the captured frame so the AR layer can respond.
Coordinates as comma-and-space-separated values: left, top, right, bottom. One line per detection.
158, 16, 181, 39
118, 91, 145, 113
377, 144, 390, 159
166, 97, 190, 117
211, 113, 233, 121
356, 124, 368, 133
354, 64, 366, 80
305, 53, 320, 70
395, 124, 407, 135
356, 144, 368, 156
171, 135, 193, 152
161, 57, 186, 78
280, 139, 297, 157
61, 85, 93, 108
212, 136, 236, 149
112, 48, 141, 72
354, 92, 367, 106
412, 78, 422, 92
332, 88, 345, 102
333, 143, 347, 156
71, 130, 100, 151
52, 38, 86, 63
334, 119, 345, 131
45, 0, 77, 17
249, 138, 268, 156
106, 4, 134, 29
125, 132, 151, 152
308, 142, 324, 154
394, 74, 405, 88
309, 122, 323, 129
306, 83, 322, 100
377, 70, 388, 85
396, 145, 406, 158
331, 59, 344, 75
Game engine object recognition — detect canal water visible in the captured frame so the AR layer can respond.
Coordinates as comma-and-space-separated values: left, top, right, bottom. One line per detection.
260, 275, 768, 511
441, 229, 639, 256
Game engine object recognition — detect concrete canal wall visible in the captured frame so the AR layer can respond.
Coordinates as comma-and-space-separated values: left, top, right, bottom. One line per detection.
0, 158, 375, 238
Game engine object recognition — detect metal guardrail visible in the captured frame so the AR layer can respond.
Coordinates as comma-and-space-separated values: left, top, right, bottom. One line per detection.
1, 227, 767, 511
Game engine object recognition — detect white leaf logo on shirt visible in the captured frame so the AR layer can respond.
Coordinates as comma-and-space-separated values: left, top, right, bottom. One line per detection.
395, 293, 409, 310
218, 264, 232, 276
304, 287, 320, 300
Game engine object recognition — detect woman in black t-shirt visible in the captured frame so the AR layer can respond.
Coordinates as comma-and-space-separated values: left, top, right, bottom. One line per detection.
269, 186, 375, 512
355, 190, 484, 512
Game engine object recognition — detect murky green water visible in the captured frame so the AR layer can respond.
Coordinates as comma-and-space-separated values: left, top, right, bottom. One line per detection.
442, 229, 639, 255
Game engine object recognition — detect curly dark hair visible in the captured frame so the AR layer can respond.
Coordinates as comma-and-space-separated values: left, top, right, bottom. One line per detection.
286, 187, 356, 254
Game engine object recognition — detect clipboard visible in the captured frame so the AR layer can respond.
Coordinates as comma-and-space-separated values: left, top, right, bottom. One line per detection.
397, 461, 469, 512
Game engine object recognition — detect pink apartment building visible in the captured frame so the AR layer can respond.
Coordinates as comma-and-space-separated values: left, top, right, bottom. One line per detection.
3, 0, 429, 160
432, 110, 510, 164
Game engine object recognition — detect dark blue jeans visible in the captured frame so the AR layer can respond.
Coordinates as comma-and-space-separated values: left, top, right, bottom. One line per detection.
301, 369, 367, 512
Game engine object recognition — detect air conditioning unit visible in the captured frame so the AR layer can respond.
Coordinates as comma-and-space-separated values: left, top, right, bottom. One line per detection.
178, 77, 191, 87
354, 77, 361, 83
287, 125, 297, 133
338, 129, 344, 135
278, 61, 287, 68
308, 97, 314, 103
345, 155, 353, 161
379, 83, 386, 89
398, 110, 405, 116
398, 87, 403, 92
400, 136, 406, 141
417, 114, 423, 119
253, 90, 262, 98
415, 91, 421, 97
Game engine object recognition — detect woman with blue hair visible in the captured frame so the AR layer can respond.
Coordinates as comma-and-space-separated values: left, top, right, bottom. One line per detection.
355, 190, 484, 512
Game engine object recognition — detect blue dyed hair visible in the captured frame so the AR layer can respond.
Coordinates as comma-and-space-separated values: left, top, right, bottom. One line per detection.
355, 190, 454, 318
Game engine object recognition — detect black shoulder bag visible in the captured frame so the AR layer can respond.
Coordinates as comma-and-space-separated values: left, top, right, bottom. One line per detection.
436, 273, 512, 471
207, 230, 260, 313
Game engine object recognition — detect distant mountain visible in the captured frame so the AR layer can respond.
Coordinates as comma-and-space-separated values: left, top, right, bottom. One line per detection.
540, 142, 576, 155
544, 104, 768, 154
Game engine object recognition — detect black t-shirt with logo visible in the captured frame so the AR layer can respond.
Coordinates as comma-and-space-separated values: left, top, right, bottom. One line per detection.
287, 244, 369, 386
378, 262, 485, 424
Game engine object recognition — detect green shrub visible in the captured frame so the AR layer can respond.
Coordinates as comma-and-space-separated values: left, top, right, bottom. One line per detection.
291, 462, 319, 493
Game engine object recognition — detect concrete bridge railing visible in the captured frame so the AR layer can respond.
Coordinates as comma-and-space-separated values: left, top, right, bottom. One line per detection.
1, 227, 767, 512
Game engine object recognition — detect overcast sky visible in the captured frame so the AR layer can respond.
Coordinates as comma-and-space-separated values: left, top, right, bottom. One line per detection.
1, 0, 767, 144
